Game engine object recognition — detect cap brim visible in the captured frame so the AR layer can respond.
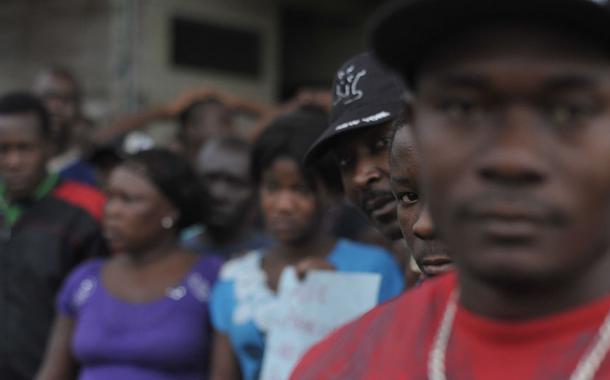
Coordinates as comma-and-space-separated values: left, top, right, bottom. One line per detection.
371, 0, 610, 84
303, 112, 395, 165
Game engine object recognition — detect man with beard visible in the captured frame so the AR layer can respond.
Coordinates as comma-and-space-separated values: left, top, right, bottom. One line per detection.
291, 0, 610, 378
305, 52, 418, 283
183, 137, 271, 257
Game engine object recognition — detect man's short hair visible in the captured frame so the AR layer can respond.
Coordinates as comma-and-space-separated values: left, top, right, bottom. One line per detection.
0, 92, 51, 138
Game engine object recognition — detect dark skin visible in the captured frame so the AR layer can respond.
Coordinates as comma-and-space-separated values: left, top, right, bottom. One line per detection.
333, 122, 417, 284
258, 158, 336, 289
180, 102, 234, 163
36, 165, 201, 380
334, 122, 402, 240
389, 125, 453, 277
195, 139, 256, 248
0, 113, 50, 202
210, 157, 335, 380
412, 26, 610, 319
33, 72, 80, 156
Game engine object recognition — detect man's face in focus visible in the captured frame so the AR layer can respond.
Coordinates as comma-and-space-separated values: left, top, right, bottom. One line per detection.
390, 124, 452, 277
413, 26, 610, 288
333, 122, 402, 240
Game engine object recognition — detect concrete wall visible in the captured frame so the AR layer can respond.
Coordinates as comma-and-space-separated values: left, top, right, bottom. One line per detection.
0, 0, 278, 125
0, 0, 112, 120
126, 0, 278, 109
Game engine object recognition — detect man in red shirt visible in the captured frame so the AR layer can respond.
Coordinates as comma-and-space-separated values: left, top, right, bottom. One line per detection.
291, 0, 610, 379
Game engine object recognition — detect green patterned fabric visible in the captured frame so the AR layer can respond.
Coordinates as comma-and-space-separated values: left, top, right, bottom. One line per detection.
0, 173, 58, 227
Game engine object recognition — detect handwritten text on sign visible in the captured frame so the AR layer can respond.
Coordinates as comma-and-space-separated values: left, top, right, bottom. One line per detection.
260, 268, 381, 380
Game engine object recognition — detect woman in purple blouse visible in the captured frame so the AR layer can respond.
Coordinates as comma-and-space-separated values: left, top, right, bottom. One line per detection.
36, 149, 222, 380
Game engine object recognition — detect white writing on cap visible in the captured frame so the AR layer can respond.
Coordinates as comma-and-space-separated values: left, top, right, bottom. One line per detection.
362, 111, 390, 123
335, 111, 391, 131
334, 65, 367, 106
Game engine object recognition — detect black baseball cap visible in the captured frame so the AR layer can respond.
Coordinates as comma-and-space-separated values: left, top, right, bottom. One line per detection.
304, 52, 407, 164
370, 0, 610, 86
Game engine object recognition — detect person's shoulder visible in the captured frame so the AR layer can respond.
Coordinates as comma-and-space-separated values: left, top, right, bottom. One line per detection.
290, 273, 456, 380
200, 254, 225, 268
193, 254, 225, 281
63, 258, 105, 292
331, 239, 397, 268
333, 238, 392, 258
52, 180, 106, 222
58, 258, 105, 316
218, 249, 263, 282
70, 257, 105, 277
59, 159, 98, 186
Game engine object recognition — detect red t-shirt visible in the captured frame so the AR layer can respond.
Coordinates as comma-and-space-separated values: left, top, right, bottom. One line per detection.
53, 180, 105, 222
291, 272, 610, 379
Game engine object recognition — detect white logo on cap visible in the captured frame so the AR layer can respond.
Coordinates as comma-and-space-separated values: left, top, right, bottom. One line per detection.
335, 111, 391, 131
334, 65, 367, 106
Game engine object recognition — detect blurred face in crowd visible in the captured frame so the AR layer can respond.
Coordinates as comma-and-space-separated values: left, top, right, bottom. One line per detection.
34, 72, 80, 143
389, 125, 453, 277
196, 140, 253, 230
72, 117, 95, 152
181, 101, 233, 159
103, 165, 177, 254
412, 26, 610, 290
334, 122, 402, 240
0, 113, 49, 201
259, 157, 323, 245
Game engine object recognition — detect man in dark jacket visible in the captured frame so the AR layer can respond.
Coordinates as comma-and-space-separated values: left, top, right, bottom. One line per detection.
0, 92, 107, 380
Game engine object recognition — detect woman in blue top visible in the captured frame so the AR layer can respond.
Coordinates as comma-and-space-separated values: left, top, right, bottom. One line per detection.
209, 108, 404, 380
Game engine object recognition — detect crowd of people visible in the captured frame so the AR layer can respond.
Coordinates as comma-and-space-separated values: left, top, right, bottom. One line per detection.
3, 0, 610, 379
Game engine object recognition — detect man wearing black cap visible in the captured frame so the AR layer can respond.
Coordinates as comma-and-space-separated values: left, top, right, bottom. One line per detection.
292, 0, 610, 378
306, 52, 429, 282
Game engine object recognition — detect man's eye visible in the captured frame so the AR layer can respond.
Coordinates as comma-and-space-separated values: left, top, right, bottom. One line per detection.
398, 192, 419, 205
547, 102, 599, 127
294, 185, 312, 195
374, 137, 391, 151
262, 181, 279, 192
438, 98, 485, 122
336, 155, 354, 170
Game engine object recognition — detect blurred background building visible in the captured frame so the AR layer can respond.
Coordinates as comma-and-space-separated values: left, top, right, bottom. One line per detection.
0, 0, 379, 128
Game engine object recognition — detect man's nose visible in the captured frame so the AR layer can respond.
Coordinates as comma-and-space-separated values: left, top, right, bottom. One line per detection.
352, 154, 382, 189
274, 190, 296, 213
413, 205, 436, 240
477, 105, 547, 187
209, 179, 231, 199
4, 149, 23, 169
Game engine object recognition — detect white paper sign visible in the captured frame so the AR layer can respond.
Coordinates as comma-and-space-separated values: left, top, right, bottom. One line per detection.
259, 267, 381, 380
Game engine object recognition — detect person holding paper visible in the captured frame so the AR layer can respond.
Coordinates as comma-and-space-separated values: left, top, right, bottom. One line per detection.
209, 108, 404, 380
